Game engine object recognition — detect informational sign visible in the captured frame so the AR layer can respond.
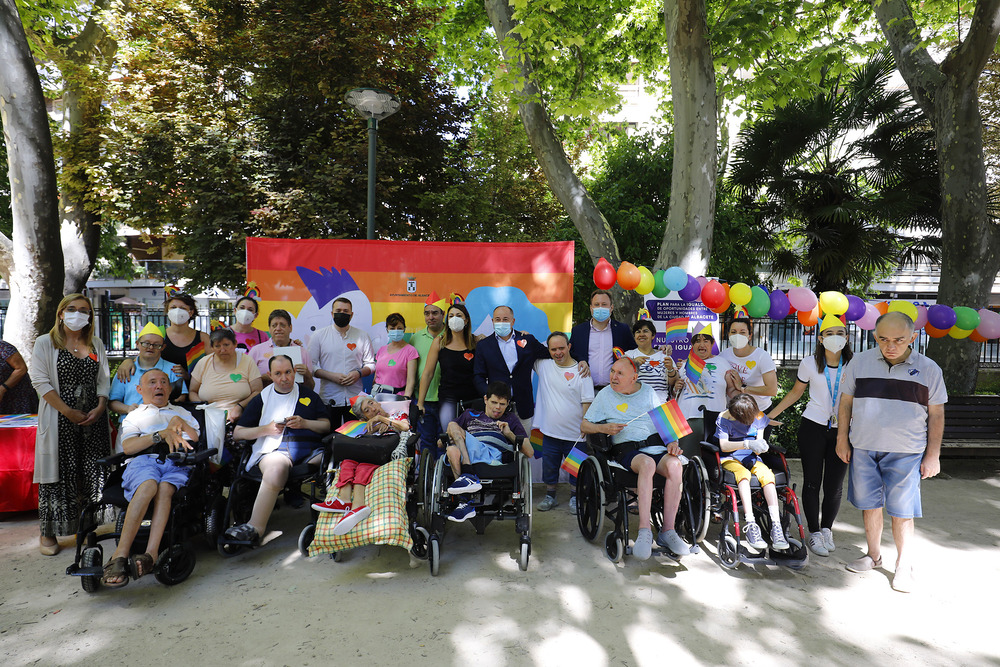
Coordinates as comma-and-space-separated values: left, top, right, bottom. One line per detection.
643, 296, 720, 363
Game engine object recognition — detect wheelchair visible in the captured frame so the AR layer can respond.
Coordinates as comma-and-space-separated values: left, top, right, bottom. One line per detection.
575, 430, 710, 563
699, 413, 808, 570
66, 442, 220, 591
424, 399, 533, 575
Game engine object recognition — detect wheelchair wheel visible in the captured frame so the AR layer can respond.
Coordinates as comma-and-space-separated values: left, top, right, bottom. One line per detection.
576, 457, 606, 543
81, 546, 103, 593
678, 456, 711, 544
718, 533, 740, 570
428, 455, 446, 521
429, 535, 441, 577
519, 455, 533, 540
298, 523, 315, 558
410, 524, 429, 560
417, 450, 435, 527
518, 539, 530, 572
605, 531, 624, 564
155, 543, 196, 585
204, 495, 226, 548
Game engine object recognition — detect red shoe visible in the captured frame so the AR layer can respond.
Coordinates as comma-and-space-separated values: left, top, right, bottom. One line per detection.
312, 497, 351, 514
333, 505, 372, 535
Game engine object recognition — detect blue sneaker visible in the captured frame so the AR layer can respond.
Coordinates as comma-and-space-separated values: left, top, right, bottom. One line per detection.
447, 474, 482, 495
448, 502, 476, 522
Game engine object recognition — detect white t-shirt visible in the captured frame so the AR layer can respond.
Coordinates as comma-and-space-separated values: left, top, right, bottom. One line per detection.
675, 354, 729, 420
533, 359, 595, 441
624, 348, 671, 402
248, 385, 300, 468
718, 346, 777, 411
796, 355, 850, 427
307, 325, 375, 406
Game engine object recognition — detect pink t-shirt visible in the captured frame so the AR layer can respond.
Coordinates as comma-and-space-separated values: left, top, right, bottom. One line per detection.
374, 344, 419, 390
232, 328, 269, 352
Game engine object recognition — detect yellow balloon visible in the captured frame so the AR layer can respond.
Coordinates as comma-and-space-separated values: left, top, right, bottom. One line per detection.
730, 282, 752, 306
888, 300, 919, 322
635, 266, 655, 295
818, 291, 848, 316
948, 326, 974, 339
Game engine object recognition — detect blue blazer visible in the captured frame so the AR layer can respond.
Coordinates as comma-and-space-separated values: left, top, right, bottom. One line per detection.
569, 319, 636, 369
473, 332, 548, 418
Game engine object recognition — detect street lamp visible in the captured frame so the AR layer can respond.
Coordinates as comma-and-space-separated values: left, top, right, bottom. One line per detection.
346, 87, 400, 240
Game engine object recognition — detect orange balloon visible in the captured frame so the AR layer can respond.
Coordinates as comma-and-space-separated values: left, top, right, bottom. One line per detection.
874, 301, 889, 315
617, 262, 641, 290
797, 304, 820, 327
711, 293, 731, 314
924, 323, 949, 338
970, 330, 988, 343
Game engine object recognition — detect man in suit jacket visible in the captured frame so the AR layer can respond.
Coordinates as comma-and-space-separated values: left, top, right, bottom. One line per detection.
473, 305, 548, 432
570, 289, 636, 392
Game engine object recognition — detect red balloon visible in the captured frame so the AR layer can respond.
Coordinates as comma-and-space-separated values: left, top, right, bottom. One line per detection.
970, 330, 988, 343
593, 258, 616, 290
617, 261, 641, 290
701, 280, 726, 309
924, 323, 949, 338
797, 304, 820, 327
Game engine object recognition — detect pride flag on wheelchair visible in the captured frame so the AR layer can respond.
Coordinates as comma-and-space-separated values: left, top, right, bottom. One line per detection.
648, 399, 692, 444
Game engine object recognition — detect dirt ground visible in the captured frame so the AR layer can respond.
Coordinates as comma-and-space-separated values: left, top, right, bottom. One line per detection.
1, 458, 998, 666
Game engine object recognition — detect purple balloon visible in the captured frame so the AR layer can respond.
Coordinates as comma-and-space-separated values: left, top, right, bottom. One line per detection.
679, 275, 702, 301
844, 295, 866, 322
927, 304, 957, 330
768, 290, 791, 319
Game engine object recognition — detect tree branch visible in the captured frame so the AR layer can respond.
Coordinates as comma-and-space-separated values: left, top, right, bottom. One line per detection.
870, 0, 944, 116
0, 231, 12, 278
944, 0, 1000, 88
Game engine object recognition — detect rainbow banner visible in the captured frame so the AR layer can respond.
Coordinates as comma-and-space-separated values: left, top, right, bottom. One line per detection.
662, 317, 690, 345
336, 420, 367, 437
560, 445, 587, 477
529, 428, 544, 459
685, 350, 706, 384
648, 400, 693, 444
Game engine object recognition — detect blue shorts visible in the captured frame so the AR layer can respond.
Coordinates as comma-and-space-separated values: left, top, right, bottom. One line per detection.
848, 449, 923, 518
122, 455, 190, 502
464, 432, 511, 466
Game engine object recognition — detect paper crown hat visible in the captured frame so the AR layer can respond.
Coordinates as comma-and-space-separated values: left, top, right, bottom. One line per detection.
137, 322, 165, 340
349, 391, 373, 418
693, 323, 714, 340
820, 314, 847, 332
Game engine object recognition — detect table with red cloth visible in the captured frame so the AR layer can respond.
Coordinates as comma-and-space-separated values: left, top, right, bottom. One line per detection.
0, 414, 39, 512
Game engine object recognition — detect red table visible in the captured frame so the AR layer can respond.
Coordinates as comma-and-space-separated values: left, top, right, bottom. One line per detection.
0, 420, 39, 512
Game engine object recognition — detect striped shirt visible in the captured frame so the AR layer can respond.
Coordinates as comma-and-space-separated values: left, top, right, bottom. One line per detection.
840, 348, 947, 454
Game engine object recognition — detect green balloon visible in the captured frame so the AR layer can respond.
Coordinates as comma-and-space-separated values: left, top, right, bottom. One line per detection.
747, 286, 771, 318
651, 270, 669, 298
953, 306, 981, 331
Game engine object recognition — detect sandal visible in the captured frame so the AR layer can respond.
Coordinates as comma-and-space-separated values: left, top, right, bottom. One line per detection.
102, 556, 130, 588
129, 553, 155, 580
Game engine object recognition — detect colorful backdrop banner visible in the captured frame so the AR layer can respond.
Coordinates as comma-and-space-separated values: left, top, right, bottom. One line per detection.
246, 239, 575, 351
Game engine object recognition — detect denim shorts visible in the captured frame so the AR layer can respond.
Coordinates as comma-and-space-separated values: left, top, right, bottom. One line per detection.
848, 449, 923, 518
122, 455, 190, 502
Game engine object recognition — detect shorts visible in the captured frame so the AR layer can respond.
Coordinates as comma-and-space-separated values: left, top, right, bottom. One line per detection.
722, 458, 775, 486
848, 449, 923, 518
463, 432, 512, 466
122, 455, 190, 502
335, 459, 379, 487
619, 448, 667, 471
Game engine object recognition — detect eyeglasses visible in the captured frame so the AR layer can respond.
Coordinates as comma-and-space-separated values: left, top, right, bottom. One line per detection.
138, 341, 163, 350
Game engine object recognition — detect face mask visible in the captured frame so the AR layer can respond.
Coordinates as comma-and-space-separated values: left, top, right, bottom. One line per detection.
592, 307, 611, 322
234, 309, 256, 325
448, 316, 466, 332
494, 322, 512, 338
168, 308, 191, 325
387, 329, 405, 342
62, 311, 90, 332
333, 312, 351, 328
822, 335, 847, 353
729, 334, 749, 349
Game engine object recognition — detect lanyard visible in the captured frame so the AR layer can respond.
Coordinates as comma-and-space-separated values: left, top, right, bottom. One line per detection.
824, 362, 843, 427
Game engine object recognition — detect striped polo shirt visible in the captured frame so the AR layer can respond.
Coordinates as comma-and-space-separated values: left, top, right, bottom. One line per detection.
840, 347, 947, 454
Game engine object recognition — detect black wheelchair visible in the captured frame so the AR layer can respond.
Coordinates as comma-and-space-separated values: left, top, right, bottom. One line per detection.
575, 430, 710, 563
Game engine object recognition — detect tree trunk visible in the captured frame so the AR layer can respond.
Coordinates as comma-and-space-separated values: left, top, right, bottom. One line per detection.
874, 0, 1000, 394
658, 0, 717, 275
0, 0, 65, 369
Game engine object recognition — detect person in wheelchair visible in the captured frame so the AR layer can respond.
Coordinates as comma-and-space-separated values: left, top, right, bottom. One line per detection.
103, 370, 200, 588
716, 393, 790, 551
224, 355, 330, 546
443, 381, 527, 522
581, 357, 690, 560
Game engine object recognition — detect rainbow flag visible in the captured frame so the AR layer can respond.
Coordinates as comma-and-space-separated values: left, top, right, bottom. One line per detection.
560, 445, 587, 477
647, 400, 692, 444
185, 340, 206, 374
336, 420, 367, 437
612, 346, 625, 360
662, 317, 690, 345
685, 350, 706, 384
530, 428, 544, 459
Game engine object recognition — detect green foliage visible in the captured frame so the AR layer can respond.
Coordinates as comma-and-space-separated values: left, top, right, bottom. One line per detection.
770, 368, 804, 456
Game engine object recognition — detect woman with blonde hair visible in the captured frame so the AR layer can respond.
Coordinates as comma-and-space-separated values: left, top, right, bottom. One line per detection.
32, 293, 112, 555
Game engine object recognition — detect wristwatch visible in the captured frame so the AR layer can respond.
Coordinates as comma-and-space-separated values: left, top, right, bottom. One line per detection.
151, 431, 164, 446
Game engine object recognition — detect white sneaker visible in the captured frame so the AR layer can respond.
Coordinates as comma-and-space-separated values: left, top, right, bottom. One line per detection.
809, 532, 829, 557
568, 495, 577, 514
821, 527, 836, 552
633, 528, 653, 560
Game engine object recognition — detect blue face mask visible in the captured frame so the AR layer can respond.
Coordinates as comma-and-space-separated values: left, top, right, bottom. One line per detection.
387, 329, 405, 342
494, 322, 512, 338
592, 307, 611, 322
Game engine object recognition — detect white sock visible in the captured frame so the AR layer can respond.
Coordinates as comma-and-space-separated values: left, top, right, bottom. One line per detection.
744, 511, 755, 525
768, 506, 782, 526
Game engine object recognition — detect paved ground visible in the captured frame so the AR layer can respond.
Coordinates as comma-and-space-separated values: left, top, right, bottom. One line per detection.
1, 458, 998, 666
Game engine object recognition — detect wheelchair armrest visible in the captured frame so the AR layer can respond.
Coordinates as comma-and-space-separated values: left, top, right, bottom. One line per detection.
167, 447, 219, 466
699, 440, 721, 454
587, 432, 612, 454
768, 443, 787, 455
96, 452, 128, 467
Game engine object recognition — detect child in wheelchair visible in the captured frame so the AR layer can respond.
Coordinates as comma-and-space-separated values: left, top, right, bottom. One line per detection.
716, 393, 789, 551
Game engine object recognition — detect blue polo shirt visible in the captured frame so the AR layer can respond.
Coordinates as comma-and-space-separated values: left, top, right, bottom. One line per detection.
110, 358, 187, 408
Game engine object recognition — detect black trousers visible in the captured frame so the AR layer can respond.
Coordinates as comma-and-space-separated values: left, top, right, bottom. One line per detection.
797, 417, 848, 534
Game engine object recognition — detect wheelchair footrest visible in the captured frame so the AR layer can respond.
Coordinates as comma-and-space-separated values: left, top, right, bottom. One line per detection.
68, 566, 103, 577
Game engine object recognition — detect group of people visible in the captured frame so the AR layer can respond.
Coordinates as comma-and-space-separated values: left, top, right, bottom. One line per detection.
27, 288, 945, 594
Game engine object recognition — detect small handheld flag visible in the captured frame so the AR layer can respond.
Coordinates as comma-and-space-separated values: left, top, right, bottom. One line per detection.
529, 428, 544, 459
662, 317, 690, 345
560, 445, 587, 477
685, 350, 706, 384
612, 347, 625, 360
647, 400, 693, 444
336, 420, 368, 437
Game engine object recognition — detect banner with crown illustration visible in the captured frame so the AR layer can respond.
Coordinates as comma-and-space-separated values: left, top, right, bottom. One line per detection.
245, 238, 575, 352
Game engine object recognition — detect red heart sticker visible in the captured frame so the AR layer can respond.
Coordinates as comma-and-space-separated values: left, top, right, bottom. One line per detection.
564, 372, 575, 380
649, 360, 660, 367
517, 339, 526, 348
346, 343, 357, 351
88, 352, 98, 362
464, 352, 474, 361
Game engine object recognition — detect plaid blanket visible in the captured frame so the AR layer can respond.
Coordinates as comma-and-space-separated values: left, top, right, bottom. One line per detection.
310, 457, 412, 555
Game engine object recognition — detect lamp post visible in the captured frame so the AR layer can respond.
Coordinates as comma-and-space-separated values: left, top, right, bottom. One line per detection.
346, 87, 400, 240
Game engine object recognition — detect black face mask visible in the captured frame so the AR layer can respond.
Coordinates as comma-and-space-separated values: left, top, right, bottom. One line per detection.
333, 313, 351, 328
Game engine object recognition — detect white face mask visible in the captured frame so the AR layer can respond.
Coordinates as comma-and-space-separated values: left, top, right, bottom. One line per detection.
62, 311, 90, 332
822, 335, 847, 353
729, 334, 749, 349
448, 316, 466, 332
234, 309, 256, 326
168, 307, 191, 325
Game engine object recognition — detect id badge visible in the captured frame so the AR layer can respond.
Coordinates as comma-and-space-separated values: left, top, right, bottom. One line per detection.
829, 415, 838, 428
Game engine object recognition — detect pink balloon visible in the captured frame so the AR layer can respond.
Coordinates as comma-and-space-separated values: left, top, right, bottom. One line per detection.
913, 305, 928, 330
787, 286, 818, 312
856, 303, 880, 331
695, 275, 709, 288
977, 308, 1000, 339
